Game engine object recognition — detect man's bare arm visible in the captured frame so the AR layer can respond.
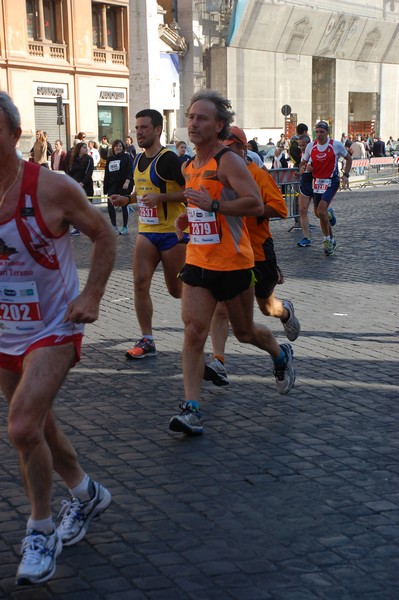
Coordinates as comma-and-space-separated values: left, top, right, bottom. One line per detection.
42, 174, 116, 323
183, 152, 263, 217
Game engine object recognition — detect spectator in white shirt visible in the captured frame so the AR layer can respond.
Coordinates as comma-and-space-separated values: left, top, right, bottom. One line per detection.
88, 140, 100, 167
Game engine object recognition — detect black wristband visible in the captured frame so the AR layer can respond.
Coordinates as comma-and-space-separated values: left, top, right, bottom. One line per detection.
344, 172, 350, 177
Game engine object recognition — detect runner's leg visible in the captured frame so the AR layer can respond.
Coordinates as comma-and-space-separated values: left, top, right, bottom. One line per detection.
133, 234, 161, 336
181, 283, 217, 400
2, 343, 83, 520
298, 193, 312, 239
225, 287, 281, 359
209, 302, 229, 358
161, 242, 186, 299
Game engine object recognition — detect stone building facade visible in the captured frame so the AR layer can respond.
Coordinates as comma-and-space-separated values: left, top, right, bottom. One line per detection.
0, 0, 186, 153
168, 0, 399, 142
2, 0, 397, 153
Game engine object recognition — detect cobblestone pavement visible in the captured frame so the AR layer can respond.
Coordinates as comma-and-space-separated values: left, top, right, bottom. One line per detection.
1, 184, 398, 600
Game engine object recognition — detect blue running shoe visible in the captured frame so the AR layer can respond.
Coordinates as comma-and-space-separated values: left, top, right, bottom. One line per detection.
328, 207, 336, 226
274, 344, 295, 395
297, 237, 312, 247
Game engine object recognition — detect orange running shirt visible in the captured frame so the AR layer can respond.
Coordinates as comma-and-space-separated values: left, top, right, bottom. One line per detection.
184, 148, 254, 271
246, 162, 288, 261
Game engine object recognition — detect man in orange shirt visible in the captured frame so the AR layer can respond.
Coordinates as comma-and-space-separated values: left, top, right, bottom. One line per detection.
204, 126, 300, 386
169, 91, 296, 436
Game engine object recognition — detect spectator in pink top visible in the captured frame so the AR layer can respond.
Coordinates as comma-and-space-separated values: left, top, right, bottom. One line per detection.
51, 140, 68, 171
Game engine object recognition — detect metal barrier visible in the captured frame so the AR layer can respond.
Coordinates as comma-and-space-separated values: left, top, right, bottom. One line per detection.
337, 159, 369, 191
357, 157, 399, 187
89, 158, 399, 210
392, 157, 399, 184
89, 195, 108, 205
350, 159, 368, 176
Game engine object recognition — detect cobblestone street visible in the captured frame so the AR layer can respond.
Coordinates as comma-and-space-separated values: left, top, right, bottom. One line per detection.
0, 184, 398, 600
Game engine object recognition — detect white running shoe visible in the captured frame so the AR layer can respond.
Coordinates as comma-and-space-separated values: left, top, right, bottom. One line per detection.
281, 300, 301, 341
204, 356, 229, 386
16, 527, 62, 586
57, 481, 111, 546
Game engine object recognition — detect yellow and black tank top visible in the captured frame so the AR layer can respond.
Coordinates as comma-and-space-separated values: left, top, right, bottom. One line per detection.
133, 148, 185, 233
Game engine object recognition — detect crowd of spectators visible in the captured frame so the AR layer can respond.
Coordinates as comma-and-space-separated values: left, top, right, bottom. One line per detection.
340, 133, 399, 158
26, 131, 137, 235
27, 128, 398, 177
28, 131, 137, 173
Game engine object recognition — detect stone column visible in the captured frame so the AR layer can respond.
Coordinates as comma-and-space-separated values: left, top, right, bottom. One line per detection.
101, 4, 108, 48
37, 0, 45, 41
129, 0, 162, 121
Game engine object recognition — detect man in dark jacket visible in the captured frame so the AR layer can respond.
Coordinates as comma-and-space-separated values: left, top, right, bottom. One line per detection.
372, 137, 386, 157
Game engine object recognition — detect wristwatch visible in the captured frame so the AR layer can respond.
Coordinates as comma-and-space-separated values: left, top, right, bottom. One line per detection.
343, 172, 350, 177
210, 200, 220, 213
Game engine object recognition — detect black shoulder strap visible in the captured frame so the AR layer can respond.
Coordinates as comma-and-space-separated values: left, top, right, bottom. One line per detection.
214, 146, 232, 165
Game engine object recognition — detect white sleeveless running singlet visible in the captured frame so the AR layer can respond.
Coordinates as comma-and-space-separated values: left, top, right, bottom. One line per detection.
0, 161, 84, 355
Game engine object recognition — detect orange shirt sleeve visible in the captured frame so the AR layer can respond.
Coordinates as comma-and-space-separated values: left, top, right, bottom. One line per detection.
249, 162, 288, 219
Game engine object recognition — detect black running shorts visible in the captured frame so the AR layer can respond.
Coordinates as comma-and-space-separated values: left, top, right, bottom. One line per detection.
179, 264, 256, 301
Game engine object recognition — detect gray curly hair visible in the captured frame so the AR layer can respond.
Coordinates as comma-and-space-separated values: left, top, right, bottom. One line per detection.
186, 89, 235, 140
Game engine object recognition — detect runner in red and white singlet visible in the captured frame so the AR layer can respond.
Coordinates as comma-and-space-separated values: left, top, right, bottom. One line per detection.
0, 92, 115, 586
0, 161, 84, 359
300, 121, 352, 256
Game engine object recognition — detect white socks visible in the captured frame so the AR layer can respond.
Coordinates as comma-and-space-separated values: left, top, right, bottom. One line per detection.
69, 473, 91, 501
27, 516, 54, 534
